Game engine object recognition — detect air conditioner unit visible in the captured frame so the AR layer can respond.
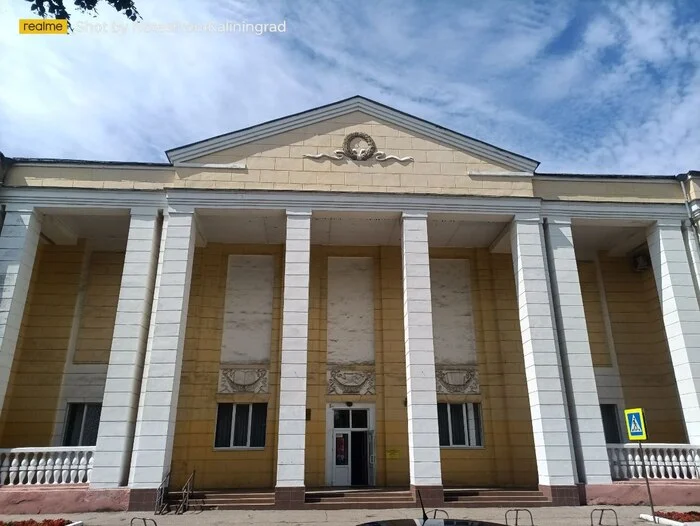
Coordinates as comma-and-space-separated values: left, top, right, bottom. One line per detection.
632, 253, 650, 272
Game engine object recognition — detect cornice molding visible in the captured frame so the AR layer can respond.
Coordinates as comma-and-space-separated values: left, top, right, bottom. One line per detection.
0, 187, 690, 225
0, 187, 166, 209
164, 189, 542, 215
541, 200, 686, 222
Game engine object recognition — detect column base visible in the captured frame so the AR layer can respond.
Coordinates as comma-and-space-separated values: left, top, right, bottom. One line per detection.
275, 486, 305, 509
128, 488, 158, 511
539, 484, 581, 506
411, 484, 444, 508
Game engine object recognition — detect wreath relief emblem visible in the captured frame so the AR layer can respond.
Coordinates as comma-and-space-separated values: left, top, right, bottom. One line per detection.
303, 132, 414, 162
342, 132, 377, 161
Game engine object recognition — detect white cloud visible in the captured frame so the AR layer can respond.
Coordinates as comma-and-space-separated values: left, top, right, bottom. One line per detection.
0, 0, 698, 174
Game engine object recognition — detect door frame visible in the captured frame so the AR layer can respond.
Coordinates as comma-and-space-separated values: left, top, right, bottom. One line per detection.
325, 402, 376, 486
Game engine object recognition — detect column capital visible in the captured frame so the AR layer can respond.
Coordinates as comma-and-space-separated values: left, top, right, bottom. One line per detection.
402, 211, 428, 220
513, 213, 542, 224
4, 204, 39, 215
650, 218, 683, 229
286, 209, 312, 218
130, 206, 161, 218
165, 205, 196, 216
544, 215, 572, 226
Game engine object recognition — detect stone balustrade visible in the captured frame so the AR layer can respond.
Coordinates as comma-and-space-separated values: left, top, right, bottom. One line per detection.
0, 447, 95, 486
607, 443, 700, 480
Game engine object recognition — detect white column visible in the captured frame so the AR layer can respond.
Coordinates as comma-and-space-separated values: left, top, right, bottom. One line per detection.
0, 207, 41, 415
545, 218, 611, 484
511, 217, 576, 488
647, 220, 700, 443
129, 211, 196, 488
682, 220, 700, 304
401, 212, 442, 488
91, 208, 162, 488
275, 210, 311, 489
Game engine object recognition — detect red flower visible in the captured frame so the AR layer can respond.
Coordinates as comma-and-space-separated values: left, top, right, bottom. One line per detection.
656, 511, 700, 522
0, 519, 71, 526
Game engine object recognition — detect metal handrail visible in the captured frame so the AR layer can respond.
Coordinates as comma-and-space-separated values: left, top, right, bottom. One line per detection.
154, 471, 170, 515
176, 470, 195, 515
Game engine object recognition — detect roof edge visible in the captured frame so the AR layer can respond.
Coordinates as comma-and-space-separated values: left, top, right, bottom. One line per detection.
535, 172, 677, 181
9, 157, 173, 169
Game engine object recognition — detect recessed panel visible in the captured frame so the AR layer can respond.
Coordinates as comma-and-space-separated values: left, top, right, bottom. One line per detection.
430, 258, 477, 364
220, 255, 275, 363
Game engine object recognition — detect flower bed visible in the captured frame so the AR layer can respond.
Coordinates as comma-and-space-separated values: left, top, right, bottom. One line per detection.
657, 512, 700, 523
0, 521, 73, 526
640, 511, 700, 526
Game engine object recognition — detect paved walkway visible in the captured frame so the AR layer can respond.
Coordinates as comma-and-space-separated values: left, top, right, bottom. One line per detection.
0, 506, 694, 525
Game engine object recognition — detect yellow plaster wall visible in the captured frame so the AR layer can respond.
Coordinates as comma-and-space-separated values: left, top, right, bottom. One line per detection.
481, 251, 537, 488
304, 246, 409, 487
74, 251, 125, 364
172, 244, 537, 490
183, 112, 528, 197
431, 248, 538, 488
170, 244, 283, 489
577, 261, 612, 367
304, 246, 538, 489
532, 178, 684, 203
599, 256, 686, 443
0, 244, 83, 447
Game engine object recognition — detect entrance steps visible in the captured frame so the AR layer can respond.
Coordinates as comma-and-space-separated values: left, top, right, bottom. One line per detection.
444, 488, 552, 508
167, 489, 275, 510
305, 487, 415, 509
167, 487, 551, 510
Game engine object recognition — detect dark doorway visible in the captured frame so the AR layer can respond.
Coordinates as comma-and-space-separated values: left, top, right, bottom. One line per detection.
600, 404, 622, 443
351, 430, 368, 485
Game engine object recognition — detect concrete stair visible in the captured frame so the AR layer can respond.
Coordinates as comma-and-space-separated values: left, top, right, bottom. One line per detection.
166, 487, 552, 511
168, 489, 275, 510
443, 488, 552, 508
305, 488, 415, 509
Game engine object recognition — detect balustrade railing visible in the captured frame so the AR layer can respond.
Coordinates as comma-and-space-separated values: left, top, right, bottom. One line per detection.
0, 447, 95, 486
607, 443, 700, 481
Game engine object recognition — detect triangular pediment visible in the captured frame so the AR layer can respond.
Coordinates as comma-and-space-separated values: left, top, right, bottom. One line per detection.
166, 96, 538, 174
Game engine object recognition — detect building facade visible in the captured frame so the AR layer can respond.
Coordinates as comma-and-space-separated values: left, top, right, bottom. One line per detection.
0, 97, 699, 512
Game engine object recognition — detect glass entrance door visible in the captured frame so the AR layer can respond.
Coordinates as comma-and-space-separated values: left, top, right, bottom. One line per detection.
331, 408, 371, 486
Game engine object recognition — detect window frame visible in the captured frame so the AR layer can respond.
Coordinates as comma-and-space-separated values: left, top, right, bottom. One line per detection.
214, 402, 267, 450
438, 402, 484, 449
62, 402, 102, 447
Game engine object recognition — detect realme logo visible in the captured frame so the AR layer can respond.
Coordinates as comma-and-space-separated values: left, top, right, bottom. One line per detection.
19, 19, 68, 34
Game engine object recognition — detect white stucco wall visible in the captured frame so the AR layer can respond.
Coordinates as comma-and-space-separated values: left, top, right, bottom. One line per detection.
327, 257, 375, 364
221, 254, 275, 364
430, 258, 477, 365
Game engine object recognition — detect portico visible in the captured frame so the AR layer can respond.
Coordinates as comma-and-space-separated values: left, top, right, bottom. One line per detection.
0, 97, 699, 513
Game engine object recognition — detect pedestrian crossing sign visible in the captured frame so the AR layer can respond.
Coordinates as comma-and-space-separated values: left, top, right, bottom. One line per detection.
624, 408, 647, 441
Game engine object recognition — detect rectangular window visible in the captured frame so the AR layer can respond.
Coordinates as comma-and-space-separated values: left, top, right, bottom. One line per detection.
437, 403, 483, 447
62, 403, 102, 447
214, 403, 267, 448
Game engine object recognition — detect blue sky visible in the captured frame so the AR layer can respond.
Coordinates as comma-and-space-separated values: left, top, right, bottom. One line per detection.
1, 0, 699, 173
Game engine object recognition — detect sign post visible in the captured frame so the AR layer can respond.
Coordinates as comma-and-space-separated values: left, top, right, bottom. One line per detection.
624, 408, 655, 522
